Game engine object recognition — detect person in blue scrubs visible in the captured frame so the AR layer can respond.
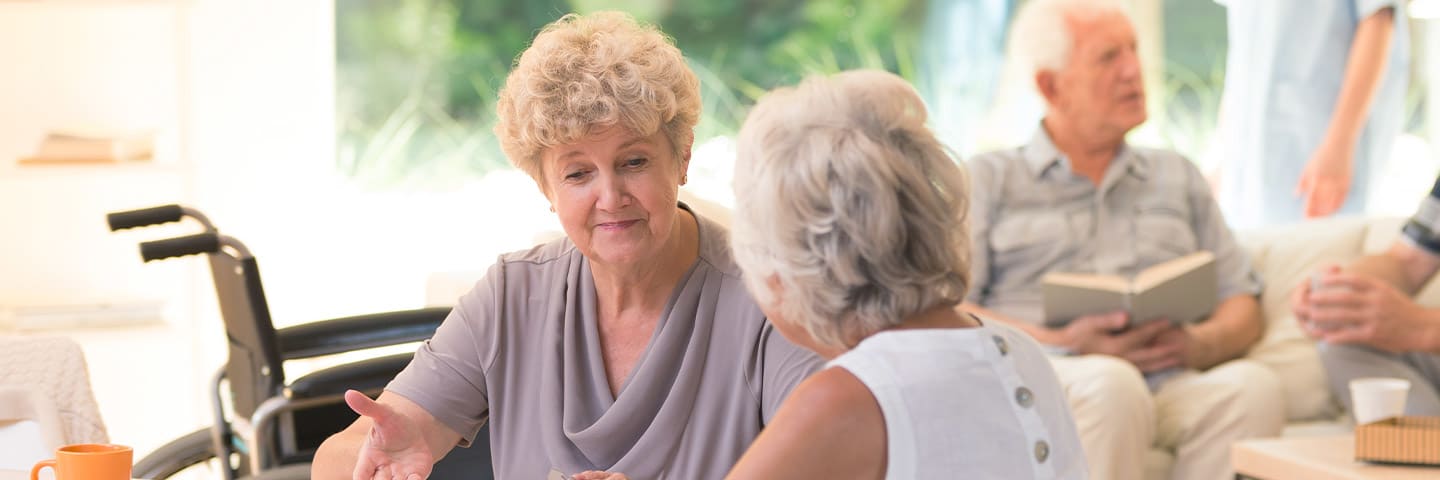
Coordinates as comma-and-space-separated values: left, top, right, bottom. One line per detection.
1214, 0, 1408, 228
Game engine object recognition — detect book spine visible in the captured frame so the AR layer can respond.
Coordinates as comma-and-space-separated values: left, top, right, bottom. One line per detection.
1123, 289, 1135, 324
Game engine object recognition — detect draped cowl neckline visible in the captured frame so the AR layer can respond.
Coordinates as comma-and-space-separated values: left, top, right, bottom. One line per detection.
537, 219, 727, 475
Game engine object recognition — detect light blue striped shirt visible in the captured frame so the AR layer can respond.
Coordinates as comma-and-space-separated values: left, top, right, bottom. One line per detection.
1215, 0, 1408, 228
966, 129, 1263, 326
1402, 176, 1440, 255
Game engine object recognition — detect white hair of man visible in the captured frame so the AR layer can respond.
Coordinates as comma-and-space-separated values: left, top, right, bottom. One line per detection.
1008, 0, 1132, 77
730, 70, 971, 350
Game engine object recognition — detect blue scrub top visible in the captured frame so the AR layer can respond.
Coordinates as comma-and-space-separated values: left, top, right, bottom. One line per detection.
1215, 0, 1408, 228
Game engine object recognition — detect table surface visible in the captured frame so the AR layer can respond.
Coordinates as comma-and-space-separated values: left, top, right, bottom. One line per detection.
1233, 435, 1440, 480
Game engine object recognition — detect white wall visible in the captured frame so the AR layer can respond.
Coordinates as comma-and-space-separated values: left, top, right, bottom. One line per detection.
0, 0, 561, 460
173, 0, 556, 457
0, 2, 191, 313
183, 0, 557, 326
0, 0, 208, 458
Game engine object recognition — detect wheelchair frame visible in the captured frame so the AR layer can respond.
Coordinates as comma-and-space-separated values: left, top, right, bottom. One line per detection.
108, 205, 452, 479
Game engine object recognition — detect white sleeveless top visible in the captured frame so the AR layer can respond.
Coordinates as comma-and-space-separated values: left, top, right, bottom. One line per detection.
827, 321, 1087, 479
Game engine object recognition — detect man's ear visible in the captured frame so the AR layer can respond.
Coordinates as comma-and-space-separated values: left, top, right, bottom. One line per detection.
1035, 70, 1061, 109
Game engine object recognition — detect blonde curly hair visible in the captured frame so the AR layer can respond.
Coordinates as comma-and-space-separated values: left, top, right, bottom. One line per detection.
495, 11, 702, 186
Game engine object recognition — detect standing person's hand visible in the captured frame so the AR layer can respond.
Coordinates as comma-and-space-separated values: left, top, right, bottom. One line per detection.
1206, 166, 1223, 197
346, 390, 435, 480
1296, 140, 1354, 218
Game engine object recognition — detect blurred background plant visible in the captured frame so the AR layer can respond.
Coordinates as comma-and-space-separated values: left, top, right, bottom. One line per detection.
337, 0, 1431, 205
336, 0, 924, 188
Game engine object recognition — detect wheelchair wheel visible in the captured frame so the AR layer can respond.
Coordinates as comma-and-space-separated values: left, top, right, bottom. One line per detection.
132, 428, 239, 479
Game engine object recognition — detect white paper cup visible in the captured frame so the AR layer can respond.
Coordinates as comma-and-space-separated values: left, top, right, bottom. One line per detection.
1350, 377, 1410, 425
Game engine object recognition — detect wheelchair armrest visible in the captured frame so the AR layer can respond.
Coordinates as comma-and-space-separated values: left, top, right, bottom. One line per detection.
276, 306, 450, 359
286, 353, 414, 398
240, 464, 311, 480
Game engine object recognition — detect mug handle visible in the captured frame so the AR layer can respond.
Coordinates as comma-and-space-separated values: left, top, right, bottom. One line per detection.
30, 459, 55, 480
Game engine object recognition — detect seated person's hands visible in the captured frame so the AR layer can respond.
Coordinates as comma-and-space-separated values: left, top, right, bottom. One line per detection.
1050, 311, 1184, 372
345, 390, 435, 480
1292, 265, 1429, 353
1123, 324, 1191, 373
1291, 265, 1348, 333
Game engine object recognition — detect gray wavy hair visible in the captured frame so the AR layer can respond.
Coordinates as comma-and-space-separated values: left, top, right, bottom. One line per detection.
730, 70, 971, 349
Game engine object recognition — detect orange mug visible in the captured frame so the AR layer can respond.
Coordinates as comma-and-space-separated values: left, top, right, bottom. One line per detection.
30, 443, 132, 480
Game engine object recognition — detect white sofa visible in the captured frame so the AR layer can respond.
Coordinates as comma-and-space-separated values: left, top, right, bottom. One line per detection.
1137, 215, 1440, 478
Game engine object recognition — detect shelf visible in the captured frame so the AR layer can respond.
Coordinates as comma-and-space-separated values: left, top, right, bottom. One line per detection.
0, 1, 185, 5
0, 161, 185, 178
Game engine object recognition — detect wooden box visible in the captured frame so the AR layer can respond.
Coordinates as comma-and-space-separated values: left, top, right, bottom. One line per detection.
1355, 416, 1440, 466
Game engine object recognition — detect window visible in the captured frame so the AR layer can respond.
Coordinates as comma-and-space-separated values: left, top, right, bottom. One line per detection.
336, 0, 1440, 218
336, 0, 927, 196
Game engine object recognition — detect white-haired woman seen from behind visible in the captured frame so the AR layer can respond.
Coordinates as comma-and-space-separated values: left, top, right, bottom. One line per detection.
725, 70, 1086, 479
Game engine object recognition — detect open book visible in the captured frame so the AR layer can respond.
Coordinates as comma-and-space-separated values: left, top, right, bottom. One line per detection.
1041, 251, 1217, 328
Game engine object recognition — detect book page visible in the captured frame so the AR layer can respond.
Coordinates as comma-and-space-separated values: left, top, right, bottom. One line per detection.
1131, 252, 1218, 325
1133, 251, 1215, 292
1041, 272, 1132, 327
1041, 271, 1131, 292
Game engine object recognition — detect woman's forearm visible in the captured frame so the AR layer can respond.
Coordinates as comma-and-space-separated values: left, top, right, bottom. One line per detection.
313, 425, 368, 479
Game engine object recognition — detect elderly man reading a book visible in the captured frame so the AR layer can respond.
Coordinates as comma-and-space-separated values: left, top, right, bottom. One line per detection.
960, 1, 1285, 479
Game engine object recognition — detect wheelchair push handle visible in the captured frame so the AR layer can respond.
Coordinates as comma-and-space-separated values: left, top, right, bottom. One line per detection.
140, 233, 220, 262
107, 204, 184, 231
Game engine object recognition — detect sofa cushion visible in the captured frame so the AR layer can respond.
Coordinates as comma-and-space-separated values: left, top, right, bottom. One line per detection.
1359, 217, 1406, 254
1237, 216, 1375, 421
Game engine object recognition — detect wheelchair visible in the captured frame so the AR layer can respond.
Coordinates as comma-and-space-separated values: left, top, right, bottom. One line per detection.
107, 205, 492, 479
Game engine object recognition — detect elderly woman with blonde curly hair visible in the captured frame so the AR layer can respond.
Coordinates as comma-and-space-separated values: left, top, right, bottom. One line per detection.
313, 11, 821, 480
724, 70, 1086, 479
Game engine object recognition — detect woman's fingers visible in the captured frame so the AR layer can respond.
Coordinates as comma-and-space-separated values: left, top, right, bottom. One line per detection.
347, 390, 422, 478
346, 390, 391, 421
353, 460, 376, 480
361, 463, 427, 480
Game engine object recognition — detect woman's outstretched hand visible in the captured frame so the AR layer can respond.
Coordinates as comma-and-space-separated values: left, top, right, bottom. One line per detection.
346, 390, 436, 480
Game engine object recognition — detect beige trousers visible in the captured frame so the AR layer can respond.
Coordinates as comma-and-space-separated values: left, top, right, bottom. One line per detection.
1049, 355, 1285, 480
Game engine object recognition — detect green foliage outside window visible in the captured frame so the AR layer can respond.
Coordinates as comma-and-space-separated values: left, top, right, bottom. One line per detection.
336, 0, 924, 187
337, 0, 1315, 189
